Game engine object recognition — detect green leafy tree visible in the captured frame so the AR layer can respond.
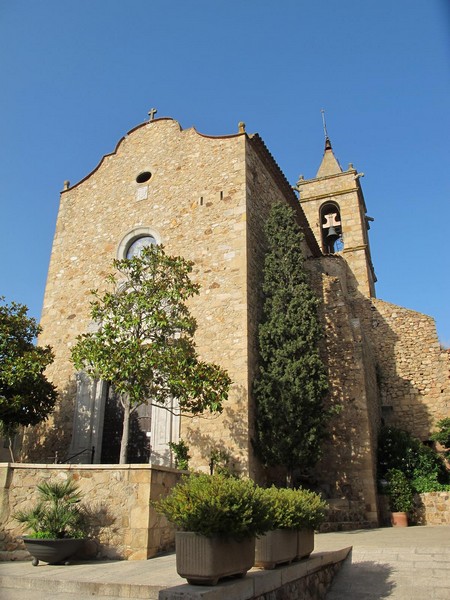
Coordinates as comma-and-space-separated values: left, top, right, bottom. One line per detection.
0, 297, 57, 459
71, 245, 231, 464
253, 203, 329, 486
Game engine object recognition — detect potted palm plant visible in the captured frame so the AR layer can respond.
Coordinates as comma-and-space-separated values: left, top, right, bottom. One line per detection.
154, 473, 273, 585
255, 487, 327, 569
14, 477, 88, 565
386, 468, 413, 527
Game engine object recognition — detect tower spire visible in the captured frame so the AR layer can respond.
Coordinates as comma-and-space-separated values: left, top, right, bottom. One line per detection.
316, 110, 341, 177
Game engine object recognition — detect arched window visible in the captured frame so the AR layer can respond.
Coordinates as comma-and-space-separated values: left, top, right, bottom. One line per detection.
126, 235, 156, 259
320, 202, 343, 254
117, 227, 161, 260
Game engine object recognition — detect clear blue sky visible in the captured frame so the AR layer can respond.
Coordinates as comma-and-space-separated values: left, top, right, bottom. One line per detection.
1, 1, 449, 344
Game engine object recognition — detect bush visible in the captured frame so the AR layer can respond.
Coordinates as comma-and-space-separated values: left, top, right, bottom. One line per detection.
261, 486, 327, 530
431, 418, 450, 458
154, 474, 273, 541
168, 440, 191, 470
378, 426, 449, 493
386, 469, 414, 513
411, 475, 450, 493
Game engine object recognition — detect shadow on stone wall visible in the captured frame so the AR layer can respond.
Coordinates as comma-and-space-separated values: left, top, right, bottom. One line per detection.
305, 256, 436, 524
0, 468, 117, 559
185, 385, 249, 474
19, 380, 77, 464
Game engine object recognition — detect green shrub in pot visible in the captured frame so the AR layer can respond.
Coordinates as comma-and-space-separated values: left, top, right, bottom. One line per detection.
261, 486, 327, 530
386, 468, 414, 513
154, 473, 273, 540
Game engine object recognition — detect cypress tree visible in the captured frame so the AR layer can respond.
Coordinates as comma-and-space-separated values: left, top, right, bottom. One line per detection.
253, 202, 329, 486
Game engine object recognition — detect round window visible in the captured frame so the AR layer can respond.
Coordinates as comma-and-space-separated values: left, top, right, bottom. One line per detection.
126, 235, 157, 259
136, 172, 152, 183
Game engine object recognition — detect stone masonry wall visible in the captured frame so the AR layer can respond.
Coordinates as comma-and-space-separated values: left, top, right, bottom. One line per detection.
306, 256, 380, 525
357, 298, 450, 439
252, 558, 346, 600
0, 463, 181, 561
28, 119, 252, 472
412, 492, 450, 525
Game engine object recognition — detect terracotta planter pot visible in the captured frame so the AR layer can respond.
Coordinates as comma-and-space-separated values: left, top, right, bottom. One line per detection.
255, 529, 297, 569
391, 511, 408, 527
175, 532, 255, 585
296, 528, 314, 560
22, 537, 85, 566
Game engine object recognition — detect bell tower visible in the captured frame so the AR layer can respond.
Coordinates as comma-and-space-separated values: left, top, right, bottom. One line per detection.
296, 137, 377, 298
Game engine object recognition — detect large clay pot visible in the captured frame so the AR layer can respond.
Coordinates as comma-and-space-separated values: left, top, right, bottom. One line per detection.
22, 537, 85, 566
391, 512, 408, 527
175, 532, 255, 585
296, 528, 314, 560
255, 529, 297, 569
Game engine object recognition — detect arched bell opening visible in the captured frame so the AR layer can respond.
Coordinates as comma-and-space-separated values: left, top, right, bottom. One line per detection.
320, 202, 343, 254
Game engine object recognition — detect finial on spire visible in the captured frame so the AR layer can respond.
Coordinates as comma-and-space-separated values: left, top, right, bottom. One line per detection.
238, 121, 246, 133
321, 109, 328, 139
321, 109, 332, 149
148, 108, 158, 121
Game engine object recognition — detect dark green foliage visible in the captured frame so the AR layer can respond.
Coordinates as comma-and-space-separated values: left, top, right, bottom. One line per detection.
154, 473, 273, 540
253, 203, 329, 483
168, 439, 191, 470
385, 468, 414, 513
378, 426, 450, 493
0, 297, 57, 438
14, 478, 87, 539
431, 418, 450, 458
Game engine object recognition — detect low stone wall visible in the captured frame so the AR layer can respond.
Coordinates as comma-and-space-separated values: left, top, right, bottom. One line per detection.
0, 463, 182, 561
412, 492, 450, 525
377, 492, 450, 526
159, 547, 351, 600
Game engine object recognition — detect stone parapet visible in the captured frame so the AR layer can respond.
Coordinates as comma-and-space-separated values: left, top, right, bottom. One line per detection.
0, 463, 181, 561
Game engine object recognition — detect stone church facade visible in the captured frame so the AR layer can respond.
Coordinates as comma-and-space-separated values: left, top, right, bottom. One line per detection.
21, 114, 449, 527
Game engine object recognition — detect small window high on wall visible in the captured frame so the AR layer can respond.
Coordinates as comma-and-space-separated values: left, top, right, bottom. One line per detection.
320, 202, 343, 254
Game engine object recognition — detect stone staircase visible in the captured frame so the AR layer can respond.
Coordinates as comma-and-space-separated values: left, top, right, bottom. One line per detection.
319, 499, 375, 532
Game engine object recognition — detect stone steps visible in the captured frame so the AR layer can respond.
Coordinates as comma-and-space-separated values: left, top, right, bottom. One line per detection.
2, 588, 131, 600
0, 548, 350, 600
0, 572, 160, 599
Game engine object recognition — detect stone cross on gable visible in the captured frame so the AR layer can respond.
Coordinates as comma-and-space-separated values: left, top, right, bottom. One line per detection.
148, 108, 158, 121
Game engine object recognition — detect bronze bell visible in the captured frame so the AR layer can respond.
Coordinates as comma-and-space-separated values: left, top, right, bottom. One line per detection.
327, 226, 339, 242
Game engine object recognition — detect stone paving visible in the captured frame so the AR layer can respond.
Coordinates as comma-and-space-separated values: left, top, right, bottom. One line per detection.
316, 526, 450, 599
0, 526, 448, 599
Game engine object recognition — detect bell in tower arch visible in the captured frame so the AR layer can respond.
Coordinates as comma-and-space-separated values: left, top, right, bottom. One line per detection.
321, 204, 343, 254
